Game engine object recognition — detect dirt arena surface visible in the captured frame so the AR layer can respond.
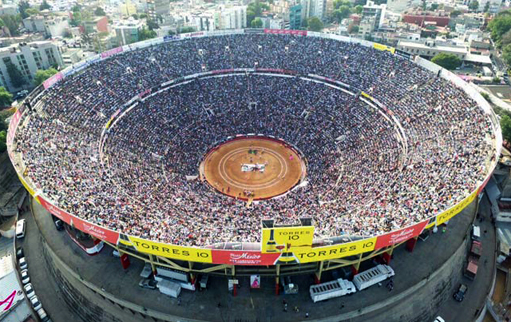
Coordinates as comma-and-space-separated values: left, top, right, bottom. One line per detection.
202, 137, 305, 200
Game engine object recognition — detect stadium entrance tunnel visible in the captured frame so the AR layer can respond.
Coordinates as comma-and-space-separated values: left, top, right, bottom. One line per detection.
200, 136, 307, 201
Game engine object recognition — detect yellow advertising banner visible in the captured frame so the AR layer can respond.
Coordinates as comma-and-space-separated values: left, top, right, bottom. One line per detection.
261, 226, 314, 253
126, 236, 213, 263
436, 190, 478, 226
373, 43, 396, 54
17, 174, 35, 196
295, 237, 377, 263
360, 91, 372, 100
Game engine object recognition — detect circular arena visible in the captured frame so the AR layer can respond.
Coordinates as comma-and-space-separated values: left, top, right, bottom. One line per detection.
8, 30, 500, 267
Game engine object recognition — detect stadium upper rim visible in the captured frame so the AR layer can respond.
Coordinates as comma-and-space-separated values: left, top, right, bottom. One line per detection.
7, 29, 502, 264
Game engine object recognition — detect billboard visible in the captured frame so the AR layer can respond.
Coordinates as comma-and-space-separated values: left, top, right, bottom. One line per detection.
211, 250, 280, 265
42, 72, 63, 89
37, 195, 119, 244
295, 238, 377, 263
373, 43, 396, 54
261, 226, 314, 253
123, 236, 213, 263
264, 29, 307, 36
436, 190, 478, 226
375, 220, 429, 249
100, 46, 123, 59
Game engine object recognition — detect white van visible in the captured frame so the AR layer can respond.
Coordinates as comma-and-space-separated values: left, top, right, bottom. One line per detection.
16, 219, 26, 239
472, 225, 481, 240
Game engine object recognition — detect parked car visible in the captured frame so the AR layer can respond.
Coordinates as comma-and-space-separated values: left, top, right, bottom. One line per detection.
19, 257, 27, 270
24, 283, 35, 299
21, 269, 30, 285
14, 90, 28, 100
434, 317, 445, 322
453, 284, 468, 302
30, 295, 42, 311
54, 219, 64, 231
139, 278, 157, 290
16, 247, 24, 259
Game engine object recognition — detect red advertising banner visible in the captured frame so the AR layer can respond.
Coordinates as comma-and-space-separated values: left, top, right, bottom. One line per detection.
42, 72, 63, 89
100, 46, 124, 59
478, 173, 492, 194
37, 195, 119, 244
211, 250, 280, 265
264, 29, 307, 36
374, 220, 429, 249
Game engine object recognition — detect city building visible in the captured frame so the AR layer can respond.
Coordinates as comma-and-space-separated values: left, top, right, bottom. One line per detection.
0, 41, 63, 91
147, 0, 170, 21
61, 47, 84, 65
114, 18, 144, 45
215, 6, 247, 30
0, 4, 17, 15
402, 10, 450, 27
83, 16, 109, 34
289, 4, 302, 30
362, 1, 387, 30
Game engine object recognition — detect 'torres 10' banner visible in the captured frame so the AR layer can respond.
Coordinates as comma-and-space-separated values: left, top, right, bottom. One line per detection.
261, 226, 314, 254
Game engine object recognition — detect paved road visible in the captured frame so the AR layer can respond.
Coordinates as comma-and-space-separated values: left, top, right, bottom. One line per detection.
26, 194, 490, 322
436, 193, 496, 322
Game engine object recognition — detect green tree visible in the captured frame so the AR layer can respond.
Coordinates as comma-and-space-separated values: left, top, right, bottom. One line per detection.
33, 68, 58, 86
307, 17, 323, 31
178, 26, 196, 33
25, 8, 39, 16
354, 5, 363, 14
484, 1, 490, 12
501, 114, 511, 143
18, 1, 30, 19
350, 25, 359, 34
431, 53, 462, 70
0, 87, 12, 108
251, 17, 263, 28
132, 14, 139, 20
430, 3, 439, 10
70, 11, 81, 27
469, 0, 479, 10
94, 7, 106, 16
333, 0, 351, 9
6, 63, 26, 88
138, 27, 157, 41
40, 0, 51, 10
488, 11, 511, 47
0, 15, 21, 36
139, 13, 147, 19
0, 130, 6, 153
450, 9, 462, 17
147, 19, 159, 30
333, 5, 352, 22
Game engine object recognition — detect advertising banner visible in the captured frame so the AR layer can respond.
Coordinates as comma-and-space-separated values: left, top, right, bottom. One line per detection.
37, 195, 119, 244
7, 110, 21, 147
296, 237, 377, 263
375, 220, 429, 249
261, 226, 314, 253
163, 35, 180, 42
211, 250, 280, 265
124, 236, 213, 263
436, 190, 478, 226
373, 43, 396, 54
100, 46, 124, 59
264, 29, 307, 36
42, 72, 63, 89
17, 174, 35, 196
360, 91, 373, 100
250, 275, 261, 288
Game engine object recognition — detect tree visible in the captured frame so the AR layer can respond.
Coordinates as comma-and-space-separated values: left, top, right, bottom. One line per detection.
450, 9, 462, 17
0, 131, 6, 153
484, 1, 490, 12
33, 68, 58, 86
40, 0, 51, 10
430, 3, 439, 10
178, 26, 196, 33
147, 19, 159, 30
501, 114, 511, 143
333, 5, 352, 22
94, 7, 106, 16
0, 87, 12, 108
307, 17, 323, 31
469, 0, 479, 10
25, 8, 40, 16
350, 25, 359, 34
354, 5, 363, 14
502, 43, 511, 65
18, 1, 30, 19
431, 53, 462, 70
0, 15, 21, 36
251, 17, 263, 28
139, 27, 157, 41
139, 13, 147, 19
132, 14, 139, 20
488, 10, 511, 47
6, 63, 26, 88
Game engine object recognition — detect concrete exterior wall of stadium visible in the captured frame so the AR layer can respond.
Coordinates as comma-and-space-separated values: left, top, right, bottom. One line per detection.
6, 29, 502, 266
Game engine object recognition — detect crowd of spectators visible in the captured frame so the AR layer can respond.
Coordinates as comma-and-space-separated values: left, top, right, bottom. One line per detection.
13, 34, 496, 246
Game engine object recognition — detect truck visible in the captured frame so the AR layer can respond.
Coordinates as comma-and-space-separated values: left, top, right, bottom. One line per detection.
470, 241, 482, 258
353, 264, 395, 291
157, 279, 181, 298
464, 256, 479, 280
309, 278, 356, 303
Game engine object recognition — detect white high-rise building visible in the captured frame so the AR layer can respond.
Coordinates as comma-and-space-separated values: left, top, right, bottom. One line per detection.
216, 6, 247, 30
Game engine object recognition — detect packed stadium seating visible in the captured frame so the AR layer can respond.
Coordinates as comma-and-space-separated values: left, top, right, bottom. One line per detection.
13, 34, 495, 246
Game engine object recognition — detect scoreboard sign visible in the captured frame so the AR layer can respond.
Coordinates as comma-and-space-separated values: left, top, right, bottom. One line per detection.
261, 226, 314, 253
